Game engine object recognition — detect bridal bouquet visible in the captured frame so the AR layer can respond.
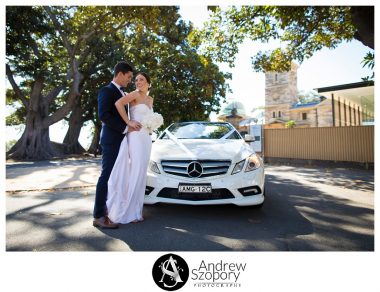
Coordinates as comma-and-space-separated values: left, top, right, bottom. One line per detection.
141, 112, 164, 131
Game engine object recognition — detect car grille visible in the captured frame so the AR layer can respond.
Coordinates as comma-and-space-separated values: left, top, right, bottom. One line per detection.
157, 187, 235, 201
161, 160, 231, 178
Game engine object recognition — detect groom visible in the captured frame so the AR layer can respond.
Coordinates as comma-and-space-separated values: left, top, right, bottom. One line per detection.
93, 61, 142, 229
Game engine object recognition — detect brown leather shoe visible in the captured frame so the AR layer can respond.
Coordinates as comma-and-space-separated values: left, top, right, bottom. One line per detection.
93, 216, 119, 229
105, 216, 117, 225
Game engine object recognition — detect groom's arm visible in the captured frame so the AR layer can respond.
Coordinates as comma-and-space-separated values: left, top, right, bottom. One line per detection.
98, 87, 126, 133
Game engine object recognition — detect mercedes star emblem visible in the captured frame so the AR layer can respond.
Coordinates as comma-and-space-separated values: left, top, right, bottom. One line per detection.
187, 161, 203, 178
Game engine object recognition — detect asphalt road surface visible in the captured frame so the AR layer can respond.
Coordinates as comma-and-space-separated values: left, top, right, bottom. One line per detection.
6, 161, 374, 251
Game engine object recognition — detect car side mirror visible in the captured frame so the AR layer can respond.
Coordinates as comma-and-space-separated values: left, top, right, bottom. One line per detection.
244, 134, 255, 142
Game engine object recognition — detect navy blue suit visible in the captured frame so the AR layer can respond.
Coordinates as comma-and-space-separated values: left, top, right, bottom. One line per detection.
93, 82, 127, 218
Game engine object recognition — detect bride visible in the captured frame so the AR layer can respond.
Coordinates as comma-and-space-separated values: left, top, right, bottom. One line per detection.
106, 72, 154, 224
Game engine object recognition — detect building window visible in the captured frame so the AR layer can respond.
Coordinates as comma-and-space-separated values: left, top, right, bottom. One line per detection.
278, 111, 281, 118
273, 112, 276, 118
302, 113, 307, 120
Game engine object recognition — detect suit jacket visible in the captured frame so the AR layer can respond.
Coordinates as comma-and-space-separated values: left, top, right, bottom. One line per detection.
98, 82, 127, 146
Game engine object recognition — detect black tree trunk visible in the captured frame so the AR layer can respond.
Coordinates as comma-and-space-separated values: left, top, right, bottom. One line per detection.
88, 121, 102, 156
7, 112, 57, 160
350, 6, 374, 49
62, 106, 86, 154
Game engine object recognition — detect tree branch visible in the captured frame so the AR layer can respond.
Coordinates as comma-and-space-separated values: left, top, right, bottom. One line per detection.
75, 13, 130, 66
43, 85, 65, 106
6, 64, 29, 107
42, 90, 78, 127
44, 6, 74, 57
43, 59, 83, 127
29, 38, 42, 59
73, 11, 115, 64
30, 76, 44, 112
350, 6, 374, 49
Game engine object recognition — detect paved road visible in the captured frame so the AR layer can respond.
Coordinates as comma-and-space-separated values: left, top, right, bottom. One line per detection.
6, 158, 101, 191
6, 159, 374, 251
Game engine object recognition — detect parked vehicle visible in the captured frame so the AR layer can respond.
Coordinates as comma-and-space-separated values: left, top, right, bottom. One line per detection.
145, 121, 265, 207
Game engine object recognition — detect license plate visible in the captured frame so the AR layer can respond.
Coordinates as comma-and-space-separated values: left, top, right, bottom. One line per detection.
178, 183, 212, 193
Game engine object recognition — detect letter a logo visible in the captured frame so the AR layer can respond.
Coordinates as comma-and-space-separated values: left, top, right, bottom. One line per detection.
152, 254, 189, 291
160, 256, 183, 287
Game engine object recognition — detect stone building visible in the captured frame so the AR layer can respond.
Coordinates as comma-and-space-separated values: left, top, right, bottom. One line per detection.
264, 63, 374, 128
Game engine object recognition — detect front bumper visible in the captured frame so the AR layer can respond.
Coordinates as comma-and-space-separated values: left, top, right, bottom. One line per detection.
144, 167, 265, 206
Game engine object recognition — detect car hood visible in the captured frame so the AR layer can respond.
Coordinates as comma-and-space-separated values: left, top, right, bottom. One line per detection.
151, 139, 254, 163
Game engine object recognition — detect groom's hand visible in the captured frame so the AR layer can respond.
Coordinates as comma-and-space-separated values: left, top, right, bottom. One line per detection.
127, 120, 142, 131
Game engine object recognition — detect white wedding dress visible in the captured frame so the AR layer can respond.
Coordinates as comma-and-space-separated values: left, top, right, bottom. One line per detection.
106, 103, 153, 224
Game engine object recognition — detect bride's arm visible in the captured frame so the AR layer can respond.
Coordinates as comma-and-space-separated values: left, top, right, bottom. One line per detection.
149, 96, 154, 109
115, 92, 141, 129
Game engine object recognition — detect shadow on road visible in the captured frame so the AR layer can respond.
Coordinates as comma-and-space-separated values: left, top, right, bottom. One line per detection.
98, 171, 373, 251
6, 166, 374, 251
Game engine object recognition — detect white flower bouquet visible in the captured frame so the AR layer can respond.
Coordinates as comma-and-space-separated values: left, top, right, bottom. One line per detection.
141, 112, 164, 131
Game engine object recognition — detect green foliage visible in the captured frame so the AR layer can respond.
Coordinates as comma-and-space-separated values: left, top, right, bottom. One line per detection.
6, 89, 25, 126
6, 7, 66, 89
285, 120, 296, 128
6, 6, 229, 152
6, 140, 18, 152
207, 126, 230, 139
120, 8, 230, 129
191, 6, 369, 72
361, 52, 374, 81
6, 112, 25, 126
77, 6, 230, 131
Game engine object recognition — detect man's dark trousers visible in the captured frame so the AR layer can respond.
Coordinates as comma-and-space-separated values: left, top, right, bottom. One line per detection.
93, 83, 126, 219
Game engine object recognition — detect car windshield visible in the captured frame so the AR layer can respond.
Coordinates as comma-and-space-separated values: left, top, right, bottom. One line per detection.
160, 122, 241, 140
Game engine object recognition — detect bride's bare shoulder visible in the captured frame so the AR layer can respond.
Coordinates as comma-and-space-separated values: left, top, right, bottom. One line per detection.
131, 91, 141, 97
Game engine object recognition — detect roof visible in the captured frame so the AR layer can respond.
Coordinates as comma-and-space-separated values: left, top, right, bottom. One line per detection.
314, 81, 374, 114
315, 80, 374, 93
290, 101, 321, 109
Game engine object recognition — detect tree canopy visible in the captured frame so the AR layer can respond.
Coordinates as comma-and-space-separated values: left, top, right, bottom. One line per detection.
6, 6, 229, 160
190, 6, 374, 73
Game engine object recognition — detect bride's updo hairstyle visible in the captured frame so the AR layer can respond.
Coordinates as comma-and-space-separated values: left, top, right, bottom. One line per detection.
136, 72, 151, 89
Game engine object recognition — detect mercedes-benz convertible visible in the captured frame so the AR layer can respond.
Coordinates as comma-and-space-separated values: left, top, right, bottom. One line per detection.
144, 121, 265, 207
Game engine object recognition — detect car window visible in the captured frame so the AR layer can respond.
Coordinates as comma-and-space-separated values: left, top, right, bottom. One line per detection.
160, 123, 241, 140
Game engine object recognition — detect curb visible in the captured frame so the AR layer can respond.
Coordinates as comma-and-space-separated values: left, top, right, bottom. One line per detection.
6, 184, 96, 194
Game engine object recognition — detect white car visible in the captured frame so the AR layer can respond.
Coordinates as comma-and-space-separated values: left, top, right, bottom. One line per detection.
145, 121, 265, 207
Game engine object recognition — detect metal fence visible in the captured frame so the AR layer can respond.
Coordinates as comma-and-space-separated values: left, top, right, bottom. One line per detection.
263, 126, 374, 163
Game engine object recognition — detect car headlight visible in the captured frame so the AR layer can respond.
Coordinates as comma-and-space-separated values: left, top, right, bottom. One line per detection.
232, 159, 245, 175
149, 160, 160, 174
245, 154, 263, 172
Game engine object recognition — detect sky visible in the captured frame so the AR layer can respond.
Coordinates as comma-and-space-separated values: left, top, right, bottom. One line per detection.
5, 5, 374, 147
